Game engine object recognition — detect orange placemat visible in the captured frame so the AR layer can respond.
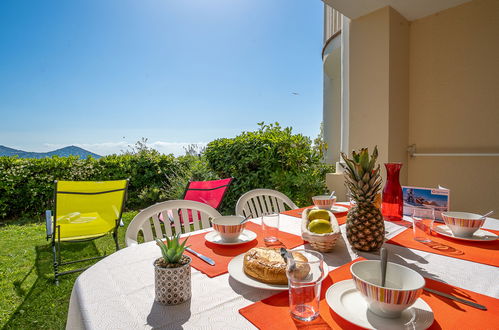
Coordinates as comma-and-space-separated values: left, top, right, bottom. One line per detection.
184, 222, 304, 278
281, 205, 349, 226
239, 257, 499, 329
386, 223, 499, 267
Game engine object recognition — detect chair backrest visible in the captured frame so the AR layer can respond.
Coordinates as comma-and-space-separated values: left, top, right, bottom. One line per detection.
55, 180, 128, 225
235, 189, 298, 218
183, 178, 232, 210
126, 200, 221, 246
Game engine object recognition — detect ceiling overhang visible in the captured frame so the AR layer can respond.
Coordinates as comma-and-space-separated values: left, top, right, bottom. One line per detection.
323, 0, 473, 21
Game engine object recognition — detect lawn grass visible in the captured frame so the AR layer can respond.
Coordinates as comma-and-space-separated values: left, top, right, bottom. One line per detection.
0, 211, 138, 329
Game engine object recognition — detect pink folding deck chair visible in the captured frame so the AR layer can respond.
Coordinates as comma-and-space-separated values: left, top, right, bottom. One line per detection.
182, 178, 232, 210
161, 178, 232, 226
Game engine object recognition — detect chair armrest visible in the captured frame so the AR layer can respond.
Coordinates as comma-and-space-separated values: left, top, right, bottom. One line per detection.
45, 210, 53, 240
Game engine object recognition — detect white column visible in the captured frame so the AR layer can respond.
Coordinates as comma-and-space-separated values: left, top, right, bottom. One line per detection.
323, 35, 342, 164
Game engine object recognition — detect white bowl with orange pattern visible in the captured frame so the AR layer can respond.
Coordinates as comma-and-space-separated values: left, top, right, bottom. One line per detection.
350, 260, 425, 319
211, 216, 246, 243
441, 211, 485, 238
312, 195, 337, 209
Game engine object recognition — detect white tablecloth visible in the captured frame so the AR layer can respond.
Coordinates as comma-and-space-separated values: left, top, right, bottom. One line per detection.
67, 206, 499, 329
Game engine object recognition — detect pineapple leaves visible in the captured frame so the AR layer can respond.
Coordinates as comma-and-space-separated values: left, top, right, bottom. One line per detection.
342, 146, 381, 204
359, 148, 369, 171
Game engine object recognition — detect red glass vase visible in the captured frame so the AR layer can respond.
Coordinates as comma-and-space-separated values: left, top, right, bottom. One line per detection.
382, 163, 403, 221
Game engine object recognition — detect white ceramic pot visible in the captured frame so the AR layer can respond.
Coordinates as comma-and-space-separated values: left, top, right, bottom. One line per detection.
351, 260, 425, 318
154, 256, 192, 305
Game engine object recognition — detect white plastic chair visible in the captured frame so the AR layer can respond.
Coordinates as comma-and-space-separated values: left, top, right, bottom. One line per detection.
235, 189, 298, 218
125, 200, 221, 246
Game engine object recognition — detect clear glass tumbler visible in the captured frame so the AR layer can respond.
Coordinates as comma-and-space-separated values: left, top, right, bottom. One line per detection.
411, 208, 435, 242
262, 213, 279, 243
286, 250, 325, 322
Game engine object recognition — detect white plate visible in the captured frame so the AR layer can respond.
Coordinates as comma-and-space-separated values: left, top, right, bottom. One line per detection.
331, 205, 349, 213
227, 253, 288, 290
434, 225, 498, 242
310, 205, 349, 213
325, 280, 434, 330
204, 229, 257, 246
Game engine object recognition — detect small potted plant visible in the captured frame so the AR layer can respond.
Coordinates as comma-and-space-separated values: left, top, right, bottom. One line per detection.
154, 234, 191, 305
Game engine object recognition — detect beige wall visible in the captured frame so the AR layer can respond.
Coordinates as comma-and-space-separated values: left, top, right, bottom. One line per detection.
408, 0, 499, 213
348, 7, 409, 182
327, 7, 410, 201
388, 8, 410, 183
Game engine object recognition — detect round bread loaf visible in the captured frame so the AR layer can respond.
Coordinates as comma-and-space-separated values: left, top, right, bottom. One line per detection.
243, 247, 310, 285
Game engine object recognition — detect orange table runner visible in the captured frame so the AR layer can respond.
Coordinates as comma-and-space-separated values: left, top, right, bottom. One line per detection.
239, 257, 499, 329
281, 205, 349, 226
386, 223, 499, 267
184, 222, 304, 277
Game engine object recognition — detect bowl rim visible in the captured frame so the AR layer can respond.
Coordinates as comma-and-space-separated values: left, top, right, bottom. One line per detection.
442, 211, 484, 220
350, 260, 425, 292
312, 195, 337, 200
211, 215, 245, 226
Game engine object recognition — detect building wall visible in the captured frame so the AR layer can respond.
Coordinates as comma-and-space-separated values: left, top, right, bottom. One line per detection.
388, 8, 410, 183
408, 0, 499, 213
348, 7, 409, 182
348, 7, 390, 167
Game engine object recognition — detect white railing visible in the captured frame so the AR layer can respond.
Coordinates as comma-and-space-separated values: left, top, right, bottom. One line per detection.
324, 5, 343, 42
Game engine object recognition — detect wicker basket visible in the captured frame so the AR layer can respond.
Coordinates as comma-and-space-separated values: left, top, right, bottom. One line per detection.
301, 208, 341, 253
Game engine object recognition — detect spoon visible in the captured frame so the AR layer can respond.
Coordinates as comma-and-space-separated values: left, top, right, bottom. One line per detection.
480, 210, 494, 219
329, 191, 336, 199
380, 247, 388, 287
239, 214, 253, 224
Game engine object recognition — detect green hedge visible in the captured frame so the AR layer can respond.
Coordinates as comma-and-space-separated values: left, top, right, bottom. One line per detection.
205, 122, 334, 215
0, 124, 332, 219
0, 149, 191, 220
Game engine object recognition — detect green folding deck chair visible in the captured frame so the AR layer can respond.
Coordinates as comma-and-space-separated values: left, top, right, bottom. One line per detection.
45, 180, 128, 284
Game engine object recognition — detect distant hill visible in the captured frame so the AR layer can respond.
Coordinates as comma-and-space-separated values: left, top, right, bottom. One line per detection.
0, 145, 102, 159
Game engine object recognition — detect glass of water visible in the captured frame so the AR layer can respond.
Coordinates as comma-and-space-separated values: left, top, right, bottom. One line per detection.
411, 208, 435, 242
262, 213, 279, 243
286, 250, 325, 322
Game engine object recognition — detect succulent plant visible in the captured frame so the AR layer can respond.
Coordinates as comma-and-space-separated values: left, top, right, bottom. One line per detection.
155, 234, 189, 265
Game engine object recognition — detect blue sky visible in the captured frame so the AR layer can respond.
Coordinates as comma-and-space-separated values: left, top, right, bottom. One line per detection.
0, 0, 324, 155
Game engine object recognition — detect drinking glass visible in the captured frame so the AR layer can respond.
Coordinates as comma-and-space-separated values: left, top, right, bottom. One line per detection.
411, 208, 435, 242
286, 250, 325, 322
262, 213, 279, 243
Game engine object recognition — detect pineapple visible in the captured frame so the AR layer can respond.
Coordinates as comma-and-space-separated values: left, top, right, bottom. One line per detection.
155, 234, 190, 268
340, 147, 384, 252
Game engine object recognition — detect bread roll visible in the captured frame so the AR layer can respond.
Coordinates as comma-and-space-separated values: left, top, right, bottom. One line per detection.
243, 247, 310, 285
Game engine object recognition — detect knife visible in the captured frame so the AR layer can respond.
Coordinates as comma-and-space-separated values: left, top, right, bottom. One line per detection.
186, 247, 216, 266
423, 287, 487, 310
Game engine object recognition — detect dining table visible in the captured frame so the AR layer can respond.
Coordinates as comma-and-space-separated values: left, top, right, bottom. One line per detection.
66, 203, 499, 329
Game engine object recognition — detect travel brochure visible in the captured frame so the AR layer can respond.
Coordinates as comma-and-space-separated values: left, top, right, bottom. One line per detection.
402, 186, 450, 221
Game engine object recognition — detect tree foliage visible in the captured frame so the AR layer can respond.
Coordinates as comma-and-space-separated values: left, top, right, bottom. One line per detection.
205, 122, 334, 214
